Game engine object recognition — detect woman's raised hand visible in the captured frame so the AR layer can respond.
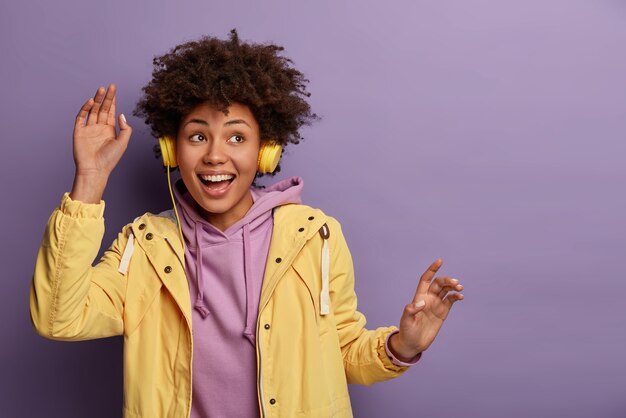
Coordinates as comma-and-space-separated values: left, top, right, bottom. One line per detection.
70, 84, 132, 203
388, 259, 464, 362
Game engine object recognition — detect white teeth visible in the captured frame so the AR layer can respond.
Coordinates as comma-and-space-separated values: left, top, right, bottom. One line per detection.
200, 174, 234, 182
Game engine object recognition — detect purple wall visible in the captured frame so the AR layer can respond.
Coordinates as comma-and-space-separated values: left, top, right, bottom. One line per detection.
2, 1, 625, 417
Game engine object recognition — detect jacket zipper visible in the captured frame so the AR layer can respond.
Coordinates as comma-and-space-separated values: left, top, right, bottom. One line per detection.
257, 322, 267, 418
256, 215, 324, 417
163, 235, 193, 418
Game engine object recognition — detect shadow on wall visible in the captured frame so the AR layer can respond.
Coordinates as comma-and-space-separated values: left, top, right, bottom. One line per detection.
8, 328, 123, 418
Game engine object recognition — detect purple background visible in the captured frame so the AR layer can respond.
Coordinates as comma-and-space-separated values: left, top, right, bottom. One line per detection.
1, 0, 625, 417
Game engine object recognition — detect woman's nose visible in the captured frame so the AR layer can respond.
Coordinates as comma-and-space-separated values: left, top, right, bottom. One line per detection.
202, 141, 227, 165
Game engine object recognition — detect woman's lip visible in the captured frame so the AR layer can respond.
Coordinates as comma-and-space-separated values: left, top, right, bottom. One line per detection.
197, 171, 236, 177
199, 177, 234, 198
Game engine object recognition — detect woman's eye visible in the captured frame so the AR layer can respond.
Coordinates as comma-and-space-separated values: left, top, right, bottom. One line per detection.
228, 134, 245, 143
190, 134, 205, 142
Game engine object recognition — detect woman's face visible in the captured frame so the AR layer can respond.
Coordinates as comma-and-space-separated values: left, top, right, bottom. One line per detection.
176, 102, 261, 231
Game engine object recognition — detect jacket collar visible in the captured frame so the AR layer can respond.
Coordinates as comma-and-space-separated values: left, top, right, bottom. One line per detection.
128, 204, 327, 328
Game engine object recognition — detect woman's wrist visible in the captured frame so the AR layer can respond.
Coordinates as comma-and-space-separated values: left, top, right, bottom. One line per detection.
388, 332, 421, 362
70, 172, 108, 203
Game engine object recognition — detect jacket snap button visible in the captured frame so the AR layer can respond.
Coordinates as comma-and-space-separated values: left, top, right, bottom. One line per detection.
164, 266, 172, 273
275, 257, 282, 263
145, 233, 153, 240
264, 323, 270, 330
138, 223, 146, 230
298, 227, 304, 232
269, 398, 276, 405
308, 216, 314, 221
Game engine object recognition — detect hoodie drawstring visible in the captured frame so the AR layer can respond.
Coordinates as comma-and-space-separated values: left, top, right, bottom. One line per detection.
118, 232, 135, 275
194, 226, 211, 318
242, 223, 255, 345
191, 221, 257, 342
320, 224, 330, 316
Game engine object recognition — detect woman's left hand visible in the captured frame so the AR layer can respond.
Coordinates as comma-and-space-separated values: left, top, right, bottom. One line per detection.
388, 259, 464, 361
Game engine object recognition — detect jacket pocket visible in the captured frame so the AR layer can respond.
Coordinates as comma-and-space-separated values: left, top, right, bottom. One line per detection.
124, 272, 163, 336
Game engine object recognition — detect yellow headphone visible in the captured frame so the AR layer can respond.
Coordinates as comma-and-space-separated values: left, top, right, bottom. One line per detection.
158, 136, 282, 174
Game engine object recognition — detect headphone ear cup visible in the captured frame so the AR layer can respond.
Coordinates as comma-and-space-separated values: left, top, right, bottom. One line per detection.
159, 136, 178, 168
257, 141, 282, 174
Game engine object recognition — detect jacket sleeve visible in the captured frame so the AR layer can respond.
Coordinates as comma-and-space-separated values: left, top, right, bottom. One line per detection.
326, 217, 410, 385
30, 193, 128, 340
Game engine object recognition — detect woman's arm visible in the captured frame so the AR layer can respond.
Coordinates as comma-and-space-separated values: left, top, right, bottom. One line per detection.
30, 85, 133, 340
329, 218, 464, 384
327, 218, 410, 384
30, 195, 129, 340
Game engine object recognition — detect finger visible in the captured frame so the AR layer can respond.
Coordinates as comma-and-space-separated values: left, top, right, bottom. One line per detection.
87, 86, 105, 125
443, 293, 464, 310
438, 283, 463, 299
98, 84, 116, 124
401, 300, 426, 322
117, 114, 132, 148
107, 94, 117, 127
411, 299, 426, 314
429, 276, 460, 296
75, 98, 94, 128
414, 258, 443, 302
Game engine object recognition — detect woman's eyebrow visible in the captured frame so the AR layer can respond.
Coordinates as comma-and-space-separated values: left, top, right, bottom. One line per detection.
224, 119, 251, 128
185, 118, 208, 126
183, 118, 251, 128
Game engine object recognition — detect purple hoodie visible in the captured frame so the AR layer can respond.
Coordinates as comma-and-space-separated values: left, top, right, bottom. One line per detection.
174, 177, 303, 418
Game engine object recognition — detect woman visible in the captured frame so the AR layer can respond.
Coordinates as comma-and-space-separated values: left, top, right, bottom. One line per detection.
30, 29, 464, 418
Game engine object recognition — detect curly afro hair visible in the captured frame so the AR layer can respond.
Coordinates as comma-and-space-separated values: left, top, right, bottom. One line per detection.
133, 29, 318, 167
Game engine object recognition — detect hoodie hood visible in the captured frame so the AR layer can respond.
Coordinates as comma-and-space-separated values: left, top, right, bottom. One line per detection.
174, 176, 303, 345
175, 176, 303, 239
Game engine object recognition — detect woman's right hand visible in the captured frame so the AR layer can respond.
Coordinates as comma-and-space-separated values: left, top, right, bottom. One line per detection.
70, 84, 132, 203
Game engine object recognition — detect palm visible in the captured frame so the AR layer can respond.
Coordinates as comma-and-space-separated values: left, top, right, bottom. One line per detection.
402, 289, 447, 349
393, 259, 464, 358
73, 85, 131, 176
75, 124, 119, 171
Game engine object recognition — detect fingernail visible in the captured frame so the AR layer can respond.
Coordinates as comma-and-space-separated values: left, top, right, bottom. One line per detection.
414, 300, 425, 309
120, 114, 127, 123
451, 278, 459, 284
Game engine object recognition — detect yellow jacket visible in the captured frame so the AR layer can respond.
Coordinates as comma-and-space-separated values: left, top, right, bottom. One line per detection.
30, 194, 408, 418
